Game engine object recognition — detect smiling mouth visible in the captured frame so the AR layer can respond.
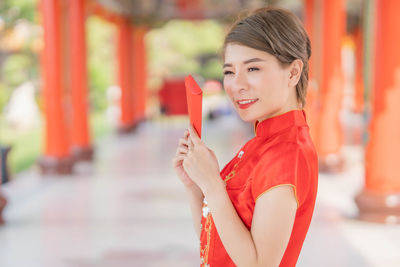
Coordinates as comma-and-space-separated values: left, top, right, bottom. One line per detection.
236, 99, 258, 109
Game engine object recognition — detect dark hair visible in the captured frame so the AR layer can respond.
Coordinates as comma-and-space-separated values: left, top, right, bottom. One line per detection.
223, 7, 311, 108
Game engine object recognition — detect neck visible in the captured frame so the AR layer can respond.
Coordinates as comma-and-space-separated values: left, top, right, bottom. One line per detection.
257, 103, 301, 123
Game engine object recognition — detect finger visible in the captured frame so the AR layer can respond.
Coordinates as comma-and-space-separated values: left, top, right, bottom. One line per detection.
188, 124, 201, 145
176, 141, 187, 155
177, 146, 188, 155
172, 154, 186, 166
178, 138, 189, 147
172, 158, 183, 169
184, 129, 190, 138
175, 145, 189, 157
173, 154, 185, 162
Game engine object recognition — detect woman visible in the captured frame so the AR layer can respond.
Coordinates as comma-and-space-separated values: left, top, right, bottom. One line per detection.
172, 7, 318, 267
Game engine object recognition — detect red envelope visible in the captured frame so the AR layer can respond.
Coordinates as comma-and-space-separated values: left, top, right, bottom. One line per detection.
185, 75, 203, 138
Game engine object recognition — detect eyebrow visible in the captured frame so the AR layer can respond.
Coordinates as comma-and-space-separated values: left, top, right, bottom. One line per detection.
223, 57, 265, 68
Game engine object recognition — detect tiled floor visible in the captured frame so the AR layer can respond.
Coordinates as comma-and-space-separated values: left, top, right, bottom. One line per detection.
0, 114, 399, 267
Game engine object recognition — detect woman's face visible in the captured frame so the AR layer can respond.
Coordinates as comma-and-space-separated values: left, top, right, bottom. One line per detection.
223, 43, 301, 123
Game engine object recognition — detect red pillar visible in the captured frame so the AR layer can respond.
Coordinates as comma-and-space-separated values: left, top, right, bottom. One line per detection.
132, 26, 147, 123
117, 20, 136, 133
39, 0, 73, 174
315, 0, 346, 172
355, 0, 400, 223
304, 0, 315, 81
69, 0, 93, 161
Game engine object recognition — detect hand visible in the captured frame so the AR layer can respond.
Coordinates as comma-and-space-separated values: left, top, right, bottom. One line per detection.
182, 125, 223, 195
172, 129, 201, 192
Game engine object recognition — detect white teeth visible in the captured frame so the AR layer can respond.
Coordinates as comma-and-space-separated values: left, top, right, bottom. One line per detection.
238, 99, 257, 104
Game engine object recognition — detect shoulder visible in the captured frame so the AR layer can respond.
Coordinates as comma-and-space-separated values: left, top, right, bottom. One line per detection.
250, 139, 315, 206
253, 125, 317, 176
254, 140, 308, 173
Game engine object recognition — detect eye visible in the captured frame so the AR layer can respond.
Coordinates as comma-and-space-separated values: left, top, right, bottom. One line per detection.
248, 67, 259, 72
223, 70, 234, 75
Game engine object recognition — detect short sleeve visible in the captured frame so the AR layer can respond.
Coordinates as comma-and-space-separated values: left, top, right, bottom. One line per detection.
251, 143, 310, 207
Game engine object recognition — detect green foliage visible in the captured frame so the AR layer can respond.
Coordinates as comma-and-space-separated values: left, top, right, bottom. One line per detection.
0, 0, 37, 27
0, 83, 9, 113
0, 0, 40, 112
87, 17, 116, 111
147, 19, 224, 80
3, 53, 30, 87
200, 58, 223, 80
0, 51, 39, 113
0, 116, 40, 174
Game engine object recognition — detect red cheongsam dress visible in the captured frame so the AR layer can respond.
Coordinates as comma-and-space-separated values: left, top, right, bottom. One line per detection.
199, 109, 318, 267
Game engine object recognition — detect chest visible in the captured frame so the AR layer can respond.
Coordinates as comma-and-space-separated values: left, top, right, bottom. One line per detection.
219, 139, 268, 228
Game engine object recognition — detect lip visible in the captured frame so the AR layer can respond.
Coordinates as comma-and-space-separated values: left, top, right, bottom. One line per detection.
236, 99, 258, 109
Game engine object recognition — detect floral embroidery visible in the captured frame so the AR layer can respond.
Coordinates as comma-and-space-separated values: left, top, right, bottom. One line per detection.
202, 198, 209, 217
200, 149, 244, 265
224, 163, 239, 185
200, 199, 213, 266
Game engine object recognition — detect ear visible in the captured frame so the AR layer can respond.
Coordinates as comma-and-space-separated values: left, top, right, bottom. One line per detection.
288, 59, 303, 87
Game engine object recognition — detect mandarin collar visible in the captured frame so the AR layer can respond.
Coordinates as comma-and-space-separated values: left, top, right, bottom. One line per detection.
254, 110, 307, 137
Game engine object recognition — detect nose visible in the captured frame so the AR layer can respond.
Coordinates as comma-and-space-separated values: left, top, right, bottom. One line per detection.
231, 70, 248, 94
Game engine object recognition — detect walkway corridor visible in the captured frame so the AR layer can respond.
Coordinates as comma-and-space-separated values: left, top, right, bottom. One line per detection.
0, 115, 399, 267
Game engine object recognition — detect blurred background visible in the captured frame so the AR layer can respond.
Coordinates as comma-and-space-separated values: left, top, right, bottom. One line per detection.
0, 0, 399, 266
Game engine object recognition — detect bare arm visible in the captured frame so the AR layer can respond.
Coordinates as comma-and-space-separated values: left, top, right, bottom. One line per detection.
204, 180, 297, 267
185, 185, 204, 239
172, 129, 204, 239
